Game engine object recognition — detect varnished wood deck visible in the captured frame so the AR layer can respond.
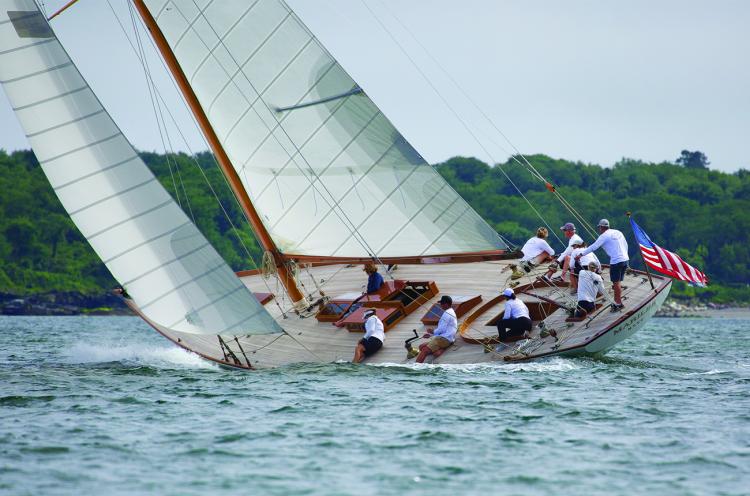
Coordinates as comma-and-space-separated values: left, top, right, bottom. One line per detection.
134, 260, 671, 369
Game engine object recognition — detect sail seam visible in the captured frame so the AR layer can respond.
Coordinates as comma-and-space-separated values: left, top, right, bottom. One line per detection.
103, 221, 192, 264
166, 285, 245, 329
69, 177, 157, 216
216, 306, 268, 335
290, 140, 398, 250
214, 37, 314, 141
0, 38, 55, 56
268, 109, 382, 230
139, 260, 226, 310
186, 10, 290, 90
26, 109, 106, 138
182, 0, 261, 85
0, 61, 73, 84
203, 13, 295, 115
370, 183, 449, 256
223, 60, 336, 152
54, 154, 140, 190
87, 199, 173, 240
248, 89, 355, 197
41, 132, 121, 165
121, 241, 210, 287
419, 203, 471, 255
13, 86, 88, 111
153, 1, 171, 21
172, 0, 216, 50
329, 160, 424, 256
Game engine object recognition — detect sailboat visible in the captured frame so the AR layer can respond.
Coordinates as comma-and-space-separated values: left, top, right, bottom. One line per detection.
0, 0, 671, 369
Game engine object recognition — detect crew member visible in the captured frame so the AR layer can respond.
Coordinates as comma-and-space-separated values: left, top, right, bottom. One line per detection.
575, 261, 605, 318
519, 227, 555, 273
544, 222, 583, 282
352, 309, 384, 363
575, 219, 628, 309
568, 241, 601, 292
416, 295, 456, 363
497, 288, 532, 341
364, 263, 384, 294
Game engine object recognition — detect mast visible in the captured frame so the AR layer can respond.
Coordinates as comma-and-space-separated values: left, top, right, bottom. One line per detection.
132, 0, 306, 305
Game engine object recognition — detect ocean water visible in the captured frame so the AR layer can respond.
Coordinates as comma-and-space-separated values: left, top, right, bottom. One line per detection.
0, 316, 747, 496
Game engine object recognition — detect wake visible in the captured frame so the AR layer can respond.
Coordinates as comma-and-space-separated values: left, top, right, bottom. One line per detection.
369, 357, 580, 374
63, 341, 216, 370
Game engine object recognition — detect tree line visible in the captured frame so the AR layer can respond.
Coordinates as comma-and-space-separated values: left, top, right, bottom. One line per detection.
0, 149, 747, 302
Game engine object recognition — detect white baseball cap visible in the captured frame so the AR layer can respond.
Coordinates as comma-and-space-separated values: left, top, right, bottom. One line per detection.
502, 288, 514, 298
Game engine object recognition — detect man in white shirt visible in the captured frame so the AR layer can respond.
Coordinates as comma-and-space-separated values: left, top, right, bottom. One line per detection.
416, 295, 457, 363
352, 309, 385, 363
568, 243, 601, 292
514, 227, 555, 279
544, 222, 583, 282
497, 288, 532, 341
575, 262, 605, 317
576, 219, 629, 308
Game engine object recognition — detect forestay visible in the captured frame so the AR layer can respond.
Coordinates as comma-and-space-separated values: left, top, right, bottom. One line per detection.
143, 0, 506, 257
0, 1, 280, 335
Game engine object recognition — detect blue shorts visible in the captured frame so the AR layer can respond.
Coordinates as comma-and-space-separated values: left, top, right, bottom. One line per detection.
609, 261, 628, 282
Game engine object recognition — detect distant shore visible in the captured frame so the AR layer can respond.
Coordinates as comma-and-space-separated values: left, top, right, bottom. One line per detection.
654, 300, 749, 319
1, 291, 747, 319
0, 292, 131, 316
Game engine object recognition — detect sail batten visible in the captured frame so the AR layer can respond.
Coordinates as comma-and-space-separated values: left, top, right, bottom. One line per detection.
142, 0, 506, 257
0, 1, 281, 336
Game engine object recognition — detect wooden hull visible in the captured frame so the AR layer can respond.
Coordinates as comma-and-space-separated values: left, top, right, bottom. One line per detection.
125, 259, 672, 369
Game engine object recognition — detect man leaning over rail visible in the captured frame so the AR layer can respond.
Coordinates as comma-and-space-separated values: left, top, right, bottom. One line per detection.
353, 309, 384, 363
416, 296, 457, 363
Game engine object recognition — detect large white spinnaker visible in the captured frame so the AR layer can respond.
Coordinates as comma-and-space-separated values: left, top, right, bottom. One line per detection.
141, 0, 506, 258
0, 1, 281, 335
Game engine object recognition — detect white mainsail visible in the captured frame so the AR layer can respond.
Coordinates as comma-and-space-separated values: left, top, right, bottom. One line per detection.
0, 1, 281, 335
142, 0, 506, 258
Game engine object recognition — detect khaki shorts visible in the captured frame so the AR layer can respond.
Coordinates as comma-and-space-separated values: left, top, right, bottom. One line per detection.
427, 336, 452, 352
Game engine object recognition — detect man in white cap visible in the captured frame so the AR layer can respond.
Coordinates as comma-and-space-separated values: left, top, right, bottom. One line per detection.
497, 288, 532, 341
352, 309, 385, 363
575, 261, 606, 318
575, 219, 628, 309
416, 295, 457, 363
544, 222, 583, 282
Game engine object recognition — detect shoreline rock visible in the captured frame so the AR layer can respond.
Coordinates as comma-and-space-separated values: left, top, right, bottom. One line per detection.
654, 299, 747, 318
0, 291, 132, 316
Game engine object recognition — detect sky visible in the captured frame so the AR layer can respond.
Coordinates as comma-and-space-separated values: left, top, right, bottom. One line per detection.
1, 0, 748, 172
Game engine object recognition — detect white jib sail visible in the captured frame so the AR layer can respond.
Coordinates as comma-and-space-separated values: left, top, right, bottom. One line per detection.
0, 1, 281, 335
143, 0, 507, 258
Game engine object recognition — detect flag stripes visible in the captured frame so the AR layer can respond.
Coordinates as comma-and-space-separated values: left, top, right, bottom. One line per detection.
630, 218, 708, 287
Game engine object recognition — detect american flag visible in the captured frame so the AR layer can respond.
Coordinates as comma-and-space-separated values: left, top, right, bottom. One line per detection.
630, 218, 708, 287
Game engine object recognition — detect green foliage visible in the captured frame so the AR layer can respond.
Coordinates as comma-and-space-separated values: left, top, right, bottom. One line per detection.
676, 149, 710, 169
0, 147, 747, 302
0, 149, 262, 296
437, 153, 750, 301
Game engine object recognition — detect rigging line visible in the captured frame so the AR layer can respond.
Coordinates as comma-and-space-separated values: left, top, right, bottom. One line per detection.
171, 1, 382, 266
374, 1, 599, 241
554, 191, 598, 240
126, 0, 183, 211
133, 3, 196, 223
358, 0, 564, 249
108, 0, 290, 315
117, 3, 260, 231
178, 1, 394, 277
